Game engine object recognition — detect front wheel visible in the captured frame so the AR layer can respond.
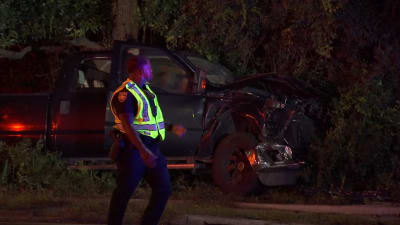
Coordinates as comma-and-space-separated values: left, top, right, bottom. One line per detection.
212, 132, 261, 195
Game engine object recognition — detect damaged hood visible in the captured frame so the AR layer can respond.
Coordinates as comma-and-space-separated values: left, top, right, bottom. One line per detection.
220, 73, 335, 101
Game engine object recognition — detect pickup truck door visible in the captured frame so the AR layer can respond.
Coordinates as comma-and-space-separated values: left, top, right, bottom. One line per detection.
54, 54, 111, 158
109, 44, 204, 157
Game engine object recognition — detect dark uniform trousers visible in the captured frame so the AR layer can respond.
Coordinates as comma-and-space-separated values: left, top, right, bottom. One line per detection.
107, 134, 171, 225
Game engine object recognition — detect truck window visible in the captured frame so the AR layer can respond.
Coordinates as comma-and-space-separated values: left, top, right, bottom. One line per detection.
75, 58, 111, 89
148, 56, 191, 94
124, 47, 193, 94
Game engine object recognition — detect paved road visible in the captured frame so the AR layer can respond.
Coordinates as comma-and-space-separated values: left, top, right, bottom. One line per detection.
0, 215, 308, 225
1, 202, 399, 225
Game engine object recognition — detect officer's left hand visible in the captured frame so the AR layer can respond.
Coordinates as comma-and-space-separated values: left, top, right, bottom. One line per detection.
171, 124, 187, 137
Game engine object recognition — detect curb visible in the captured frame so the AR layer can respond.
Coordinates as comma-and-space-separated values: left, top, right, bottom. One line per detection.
233, 202, 400, 216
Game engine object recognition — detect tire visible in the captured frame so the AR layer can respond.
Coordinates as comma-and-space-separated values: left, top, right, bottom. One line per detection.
212, 132, 261, 195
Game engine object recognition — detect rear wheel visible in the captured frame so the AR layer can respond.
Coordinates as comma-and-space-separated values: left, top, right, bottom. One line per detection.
212, 132, 261, 195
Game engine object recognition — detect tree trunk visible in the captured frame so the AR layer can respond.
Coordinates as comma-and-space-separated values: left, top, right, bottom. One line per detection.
112, 0, 140, 41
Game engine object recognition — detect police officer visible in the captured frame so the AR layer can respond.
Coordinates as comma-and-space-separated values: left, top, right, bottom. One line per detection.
107, 54, 171, 225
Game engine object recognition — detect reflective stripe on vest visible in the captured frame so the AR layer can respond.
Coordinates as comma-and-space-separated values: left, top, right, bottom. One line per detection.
133, 122, 165, 131
114, 122, 165, 131
127, 82, 150, 122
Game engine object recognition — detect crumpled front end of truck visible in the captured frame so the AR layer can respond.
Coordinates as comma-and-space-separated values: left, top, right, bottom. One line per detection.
245, 141, 303, 186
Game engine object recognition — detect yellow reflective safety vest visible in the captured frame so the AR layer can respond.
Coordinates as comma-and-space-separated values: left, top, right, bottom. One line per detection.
111, 79, 165, 140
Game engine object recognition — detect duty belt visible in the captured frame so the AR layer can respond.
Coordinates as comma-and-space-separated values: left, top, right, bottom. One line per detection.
114, 122, 165, 132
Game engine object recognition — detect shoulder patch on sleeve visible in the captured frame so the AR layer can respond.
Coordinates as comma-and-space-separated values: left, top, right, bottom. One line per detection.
118, 91, 128, 102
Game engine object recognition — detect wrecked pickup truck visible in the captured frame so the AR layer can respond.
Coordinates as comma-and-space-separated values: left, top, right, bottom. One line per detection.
0, 41, 331, 195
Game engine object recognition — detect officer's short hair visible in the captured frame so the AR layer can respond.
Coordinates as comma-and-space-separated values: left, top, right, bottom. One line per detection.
127, 55, 150, 74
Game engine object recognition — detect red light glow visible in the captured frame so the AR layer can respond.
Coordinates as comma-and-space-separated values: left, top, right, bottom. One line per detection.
51, 122, 57, 130
9, 123, 26, 132
201, 80, 206, 89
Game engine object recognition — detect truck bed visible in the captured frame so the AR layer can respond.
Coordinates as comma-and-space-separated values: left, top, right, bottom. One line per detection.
0, 93, 51, 143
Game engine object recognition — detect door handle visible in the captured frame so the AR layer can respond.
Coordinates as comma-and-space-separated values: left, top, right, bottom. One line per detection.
60, 100, 70, 115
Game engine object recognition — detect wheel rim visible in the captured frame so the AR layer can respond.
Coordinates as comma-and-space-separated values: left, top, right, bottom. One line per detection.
225, 147, 254, 185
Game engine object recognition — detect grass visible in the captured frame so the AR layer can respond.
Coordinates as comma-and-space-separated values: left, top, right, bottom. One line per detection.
1, 178, 399, 225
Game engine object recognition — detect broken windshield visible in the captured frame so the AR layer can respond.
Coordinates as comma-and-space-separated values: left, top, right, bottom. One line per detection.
186, 56, 234, 86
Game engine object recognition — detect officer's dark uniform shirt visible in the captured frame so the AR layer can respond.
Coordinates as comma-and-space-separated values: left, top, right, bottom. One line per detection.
112, 86, 138, 116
